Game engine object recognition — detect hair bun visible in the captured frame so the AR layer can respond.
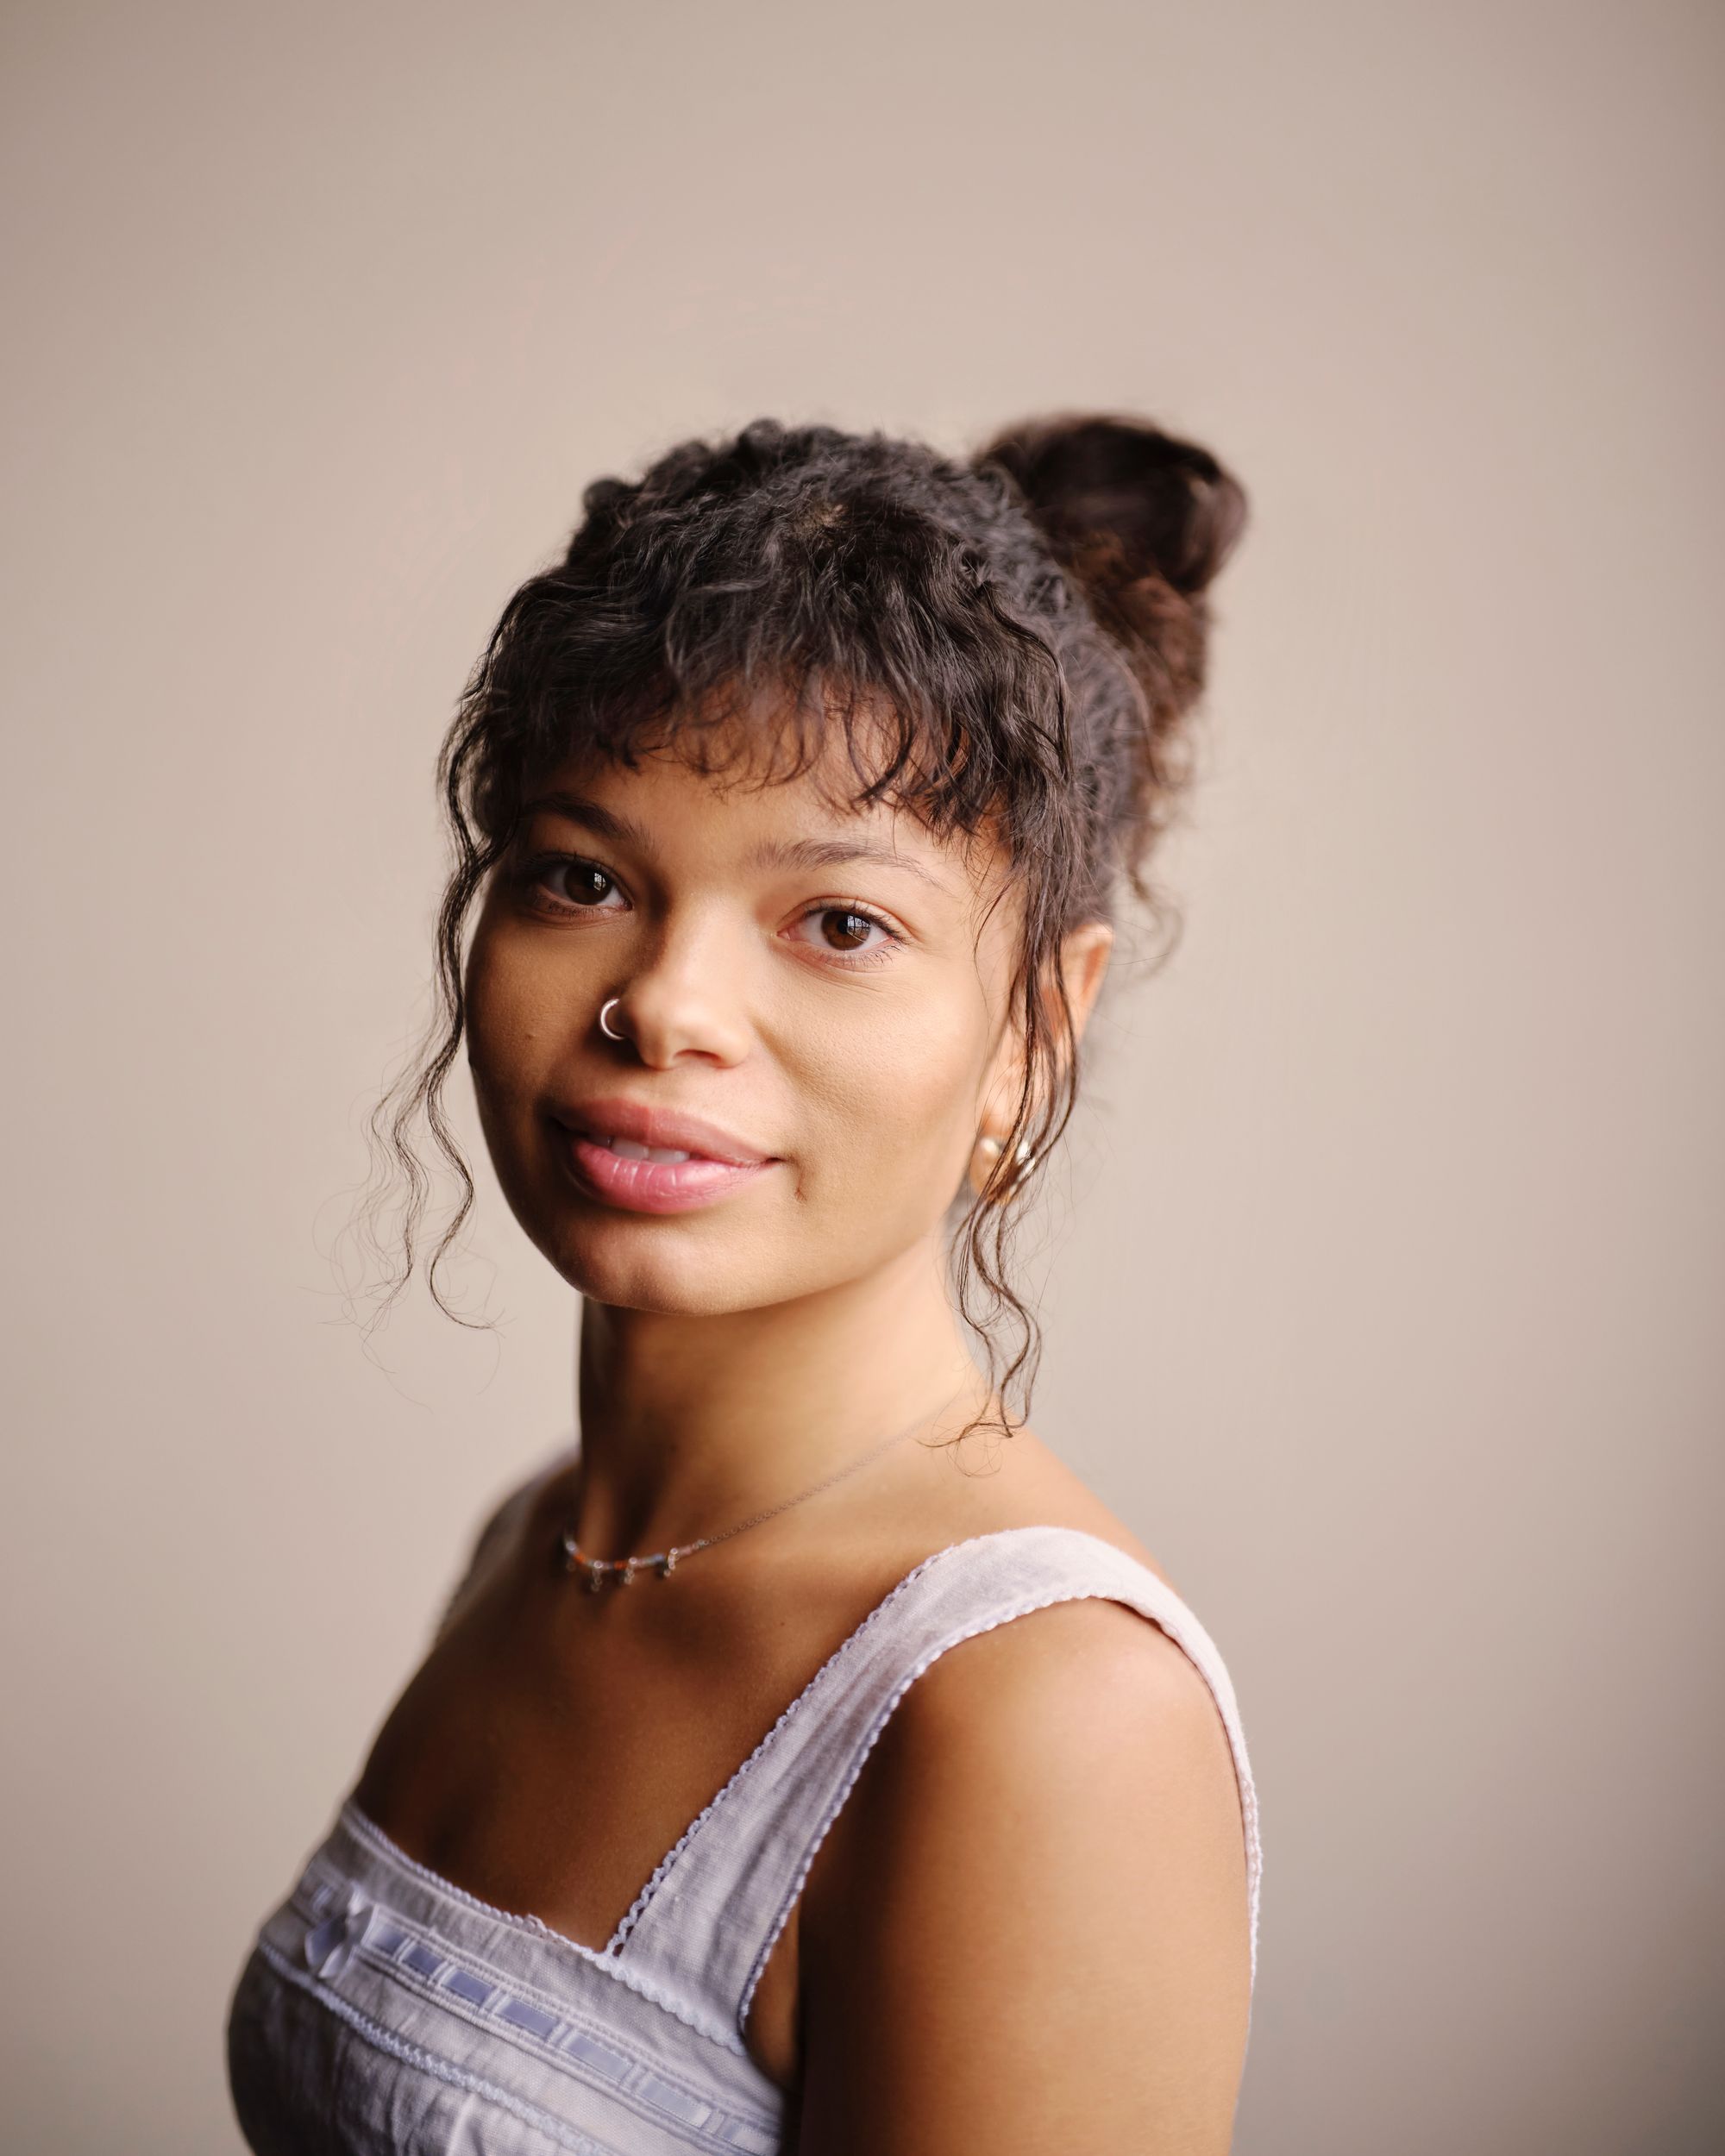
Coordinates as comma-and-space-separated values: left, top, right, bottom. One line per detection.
974, 412, 1248, 877
975, 411, 1247, 599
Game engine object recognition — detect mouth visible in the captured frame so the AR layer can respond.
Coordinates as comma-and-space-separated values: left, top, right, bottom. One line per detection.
548, 1098, 779, 1216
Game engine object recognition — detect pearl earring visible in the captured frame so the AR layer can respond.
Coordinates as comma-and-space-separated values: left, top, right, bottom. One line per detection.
968, 1133, 1037, 1201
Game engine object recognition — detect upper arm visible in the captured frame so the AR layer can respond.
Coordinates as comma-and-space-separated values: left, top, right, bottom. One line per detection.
794, 1599, 1251, 2156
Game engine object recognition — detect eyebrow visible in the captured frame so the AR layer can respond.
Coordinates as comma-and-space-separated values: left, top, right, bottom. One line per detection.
518, 792, 951, 891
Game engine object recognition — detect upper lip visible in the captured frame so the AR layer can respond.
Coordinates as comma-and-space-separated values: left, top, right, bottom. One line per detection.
549, 1096, 775, 1167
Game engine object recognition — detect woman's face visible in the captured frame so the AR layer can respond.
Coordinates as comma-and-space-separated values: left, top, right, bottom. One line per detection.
463, 728, 1026, 1319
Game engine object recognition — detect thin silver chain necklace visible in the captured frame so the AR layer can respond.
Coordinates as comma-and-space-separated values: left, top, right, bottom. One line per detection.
556, 1387, 972, 1591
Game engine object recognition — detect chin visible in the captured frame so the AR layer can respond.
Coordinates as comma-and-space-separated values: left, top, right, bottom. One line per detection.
545, 1216, 814, 1319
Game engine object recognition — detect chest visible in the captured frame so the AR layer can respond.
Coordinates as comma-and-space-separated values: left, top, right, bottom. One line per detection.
348, 1552, 901, 2087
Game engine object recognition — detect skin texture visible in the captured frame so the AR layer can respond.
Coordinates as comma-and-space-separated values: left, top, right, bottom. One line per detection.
350, 731, 1251, 2152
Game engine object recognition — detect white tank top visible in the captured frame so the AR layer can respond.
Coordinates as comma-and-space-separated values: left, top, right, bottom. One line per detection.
228, 1521, 1262, 2154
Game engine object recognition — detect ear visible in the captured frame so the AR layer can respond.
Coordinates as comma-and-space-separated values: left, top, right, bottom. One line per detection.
1058, 918, 1114, 1050
973, 918, 1115, 1140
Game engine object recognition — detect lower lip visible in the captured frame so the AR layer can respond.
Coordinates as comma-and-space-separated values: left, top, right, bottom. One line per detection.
561, 1131, 776, 1216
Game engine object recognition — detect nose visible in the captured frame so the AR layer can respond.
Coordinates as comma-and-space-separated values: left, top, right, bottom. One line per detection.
605, 910, 752, 1069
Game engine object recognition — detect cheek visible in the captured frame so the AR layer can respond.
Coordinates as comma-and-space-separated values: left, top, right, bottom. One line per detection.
784, 978, 992, 1210
462, 924, 588, 1146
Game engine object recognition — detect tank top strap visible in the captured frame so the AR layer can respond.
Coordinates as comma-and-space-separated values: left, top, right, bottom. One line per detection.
613, 1523, 1262, 2042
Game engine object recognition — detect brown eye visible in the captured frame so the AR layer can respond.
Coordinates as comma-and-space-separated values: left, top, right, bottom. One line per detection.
785, 901, 899, 964
820, 909, 874, 950
560, 860, 616, 906
524, 855, 622, 909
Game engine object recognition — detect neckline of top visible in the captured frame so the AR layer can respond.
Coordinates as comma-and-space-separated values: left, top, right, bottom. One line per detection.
339, 1521, 1180, 1967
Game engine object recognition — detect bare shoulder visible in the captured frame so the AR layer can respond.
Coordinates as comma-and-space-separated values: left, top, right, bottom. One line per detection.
795, 1597, 1251, 2156
433, 1438, 579, 1638
840, 1596, 1247, 1912
912, 1589, 1224, 1728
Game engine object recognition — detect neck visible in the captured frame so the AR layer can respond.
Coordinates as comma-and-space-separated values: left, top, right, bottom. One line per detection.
570, 1236, 987, 1557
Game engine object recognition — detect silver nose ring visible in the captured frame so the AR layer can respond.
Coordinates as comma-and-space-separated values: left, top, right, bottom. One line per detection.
597, 994, 626, 1042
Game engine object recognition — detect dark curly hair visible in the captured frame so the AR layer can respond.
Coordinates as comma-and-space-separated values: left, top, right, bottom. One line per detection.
346, 411, 1247, 1423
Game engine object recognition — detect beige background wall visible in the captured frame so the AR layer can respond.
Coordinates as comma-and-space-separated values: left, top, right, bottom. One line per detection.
3, 3, 1721, 2149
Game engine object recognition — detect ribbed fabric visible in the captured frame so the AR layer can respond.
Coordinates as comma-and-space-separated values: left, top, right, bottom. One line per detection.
228, 1523, 1261, 2154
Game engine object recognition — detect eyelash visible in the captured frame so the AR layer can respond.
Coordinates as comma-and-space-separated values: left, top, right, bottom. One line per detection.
513, 852, 906, 972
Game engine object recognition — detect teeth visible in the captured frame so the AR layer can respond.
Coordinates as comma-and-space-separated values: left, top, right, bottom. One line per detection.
605, 1137, 692, 1164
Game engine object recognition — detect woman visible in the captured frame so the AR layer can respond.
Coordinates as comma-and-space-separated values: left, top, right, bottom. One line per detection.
227, 412, 1262, 2154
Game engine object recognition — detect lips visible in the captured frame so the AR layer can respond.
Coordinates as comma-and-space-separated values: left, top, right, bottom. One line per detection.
557, 1099, 771, 1166
549, 1098, 778, 1216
